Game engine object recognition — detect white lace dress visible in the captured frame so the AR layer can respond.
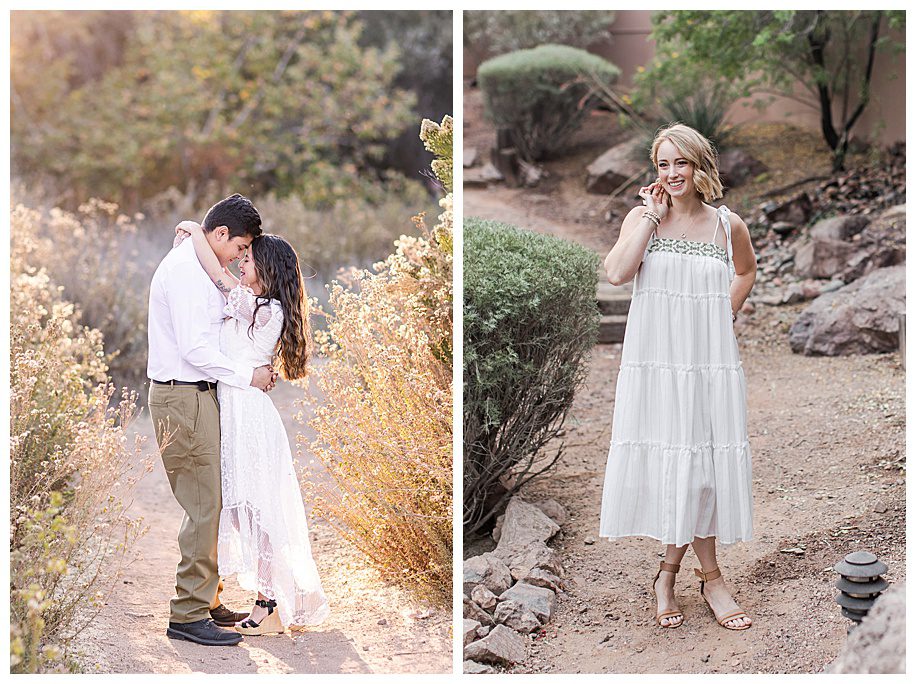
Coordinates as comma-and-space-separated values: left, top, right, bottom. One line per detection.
599, 205, 753, 547
216, 285, 330, 627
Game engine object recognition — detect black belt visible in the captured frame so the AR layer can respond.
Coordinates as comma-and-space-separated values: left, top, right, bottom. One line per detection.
152, 379, 217, 391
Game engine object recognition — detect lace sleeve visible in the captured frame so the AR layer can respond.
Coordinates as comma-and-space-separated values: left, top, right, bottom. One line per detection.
252, 303, 284, 362
224, 285, 275, 330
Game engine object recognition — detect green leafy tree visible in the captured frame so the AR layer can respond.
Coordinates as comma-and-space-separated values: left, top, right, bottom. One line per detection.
11, 10, 417, 207
641, 10, 905, 170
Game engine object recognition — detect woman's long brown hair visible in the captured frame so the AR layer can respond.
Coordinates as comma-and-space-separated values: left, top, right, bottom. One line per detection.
248, 234, 312, 380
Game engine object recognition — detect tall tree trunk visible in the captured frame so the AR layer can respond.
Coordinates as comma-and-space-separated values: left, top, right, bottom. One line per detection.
809, 12, 883, 172
806, 16, 842, 170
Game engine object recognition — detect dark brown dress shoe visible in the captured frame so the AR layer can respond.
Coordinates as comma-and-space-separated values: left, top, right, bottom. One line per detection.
209, 603, 250, 627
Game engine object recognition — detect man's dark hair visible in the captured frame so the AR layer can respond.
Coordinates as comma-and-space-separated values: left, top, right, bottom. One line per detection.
202, 193, 262, 238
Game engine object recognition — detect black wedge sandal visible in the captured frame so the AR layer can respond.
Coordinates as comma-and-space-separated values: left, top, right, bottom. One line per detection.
235, 598, 284, 636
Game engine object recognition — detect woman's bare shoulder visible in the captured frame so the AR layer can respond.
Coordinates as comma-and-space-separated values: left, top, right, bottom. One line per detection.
727, 210, 750, 234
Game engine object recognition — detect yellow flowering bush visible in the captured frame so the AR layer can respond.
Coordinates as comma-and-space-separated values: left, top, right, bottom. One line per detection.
306, 117, 453, 603
10, 206, 147, 672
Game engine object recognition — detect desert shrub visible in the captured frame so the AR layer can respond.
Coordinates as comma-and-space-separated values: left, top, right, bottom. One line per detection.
10, 205, 146, 672
463, 219, 599, 535
656, 87, 733, 150
465, 10, 616, 56
306, 117, 453, 603
477, 44, 620, 161
9, 197, 156, 396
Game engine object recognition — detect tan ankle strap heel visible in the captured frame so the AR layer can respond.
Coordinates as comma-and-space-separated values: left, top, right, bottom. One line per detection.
694, 566, 751, 631
652, 561, 683, 628
694, 566, 722, 583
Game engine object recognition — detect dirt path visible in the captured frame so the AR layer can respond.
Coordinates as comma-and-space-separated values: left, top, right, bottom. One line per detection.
464, 187, 612, 255
74, 380, 451, 674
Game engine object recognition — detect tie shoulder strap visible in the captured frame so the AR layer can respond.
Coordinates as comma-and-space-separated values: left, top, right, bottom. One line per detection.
717, 205, 735, 273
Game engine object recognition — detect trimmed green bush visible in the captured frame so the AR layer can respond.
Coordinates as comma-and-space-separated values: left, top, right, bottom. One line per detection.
463, 218, 600, 535
477, 44, 620, 161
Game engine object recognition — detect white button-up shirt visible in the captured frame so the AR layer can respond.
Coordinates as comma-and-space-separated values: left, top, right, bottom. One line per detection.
147, 239, 253, 388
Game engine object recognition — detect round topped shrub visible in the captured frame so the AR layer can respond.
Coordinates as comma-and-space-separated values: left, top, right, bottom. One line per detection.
477, 44, 620, 161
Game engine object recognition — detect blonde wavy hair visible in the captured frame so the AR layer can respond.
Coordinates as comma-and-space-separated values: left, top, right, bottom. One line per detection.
650, 123, 723, 202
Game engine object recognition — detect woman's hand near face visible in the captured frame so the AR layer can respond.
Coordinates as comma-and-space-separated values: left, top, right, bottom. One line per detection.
637, 181, 670, 220
175, 220, 202, 236
173, 220, 203, 248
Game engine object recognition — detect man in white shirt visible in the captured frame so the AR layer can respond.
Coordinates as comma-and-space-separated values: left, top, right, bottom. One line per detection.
147, 194, 274, 646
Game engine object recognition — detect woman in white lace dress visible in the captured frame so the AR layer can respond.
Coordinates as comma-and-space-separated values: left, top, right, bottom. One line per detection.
175, 222, 330, 635
599, 124, 757, 631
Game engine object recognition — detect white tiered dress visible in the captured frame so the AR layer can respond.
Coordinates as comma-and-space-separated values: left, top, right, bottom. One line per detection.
599, 205, 753, 547
216, 285, 330, 627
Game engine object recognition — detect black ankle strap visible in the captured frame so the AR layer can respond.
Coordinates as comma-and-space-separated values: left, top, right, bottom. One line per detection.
255, 598, 277, 610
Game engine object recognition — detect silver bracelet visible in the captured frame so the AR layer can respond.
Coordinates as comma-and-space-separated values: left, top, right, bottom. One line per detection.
642, 210, 661, 227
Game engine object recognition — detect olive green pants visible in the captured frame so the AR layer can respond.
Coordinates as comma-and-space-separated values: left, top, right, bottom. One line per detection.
148, 383, 223, 624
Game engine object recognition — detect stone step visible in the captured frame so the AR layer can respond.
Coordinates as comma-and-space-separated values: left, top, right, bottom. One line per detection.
596, 280, 631, 340
598, 293, 630, 316
598, 315, 627, 344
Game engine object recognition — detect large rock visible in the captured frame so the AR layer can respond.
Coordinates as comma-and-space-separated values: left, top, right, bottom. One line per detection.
878, 203, 905, 221
463, 624, 527, 666
464, 162, 504, 188
718, 148, 767, 189
493, 599, 542, 634
463, 595, 495, 626
793, 236, 856, 280
585, 139, 645, 195
789, 265, 905, 356
764, 192, 813, 225
496, 541, 564, 581
840, 210, 905, 282
498, 582, 556, 623
829, 582, 905, 673
809, 215, 870, 241
464, 553, 513, 596
463, 619, 482, 646
471, 584, 498, 612
494, 498, 560, 552
463, 660, 495, 674
520, 567, 566, 593
532, 499, 568, 526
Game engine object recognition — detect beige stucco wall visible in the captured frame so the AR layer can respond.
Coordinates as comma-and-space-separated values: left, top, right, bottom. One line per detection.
465, 11, 905, 145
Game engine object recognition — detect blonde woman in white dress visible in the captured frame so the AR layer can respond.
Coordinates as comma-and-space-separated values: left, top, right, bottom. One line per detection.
599, 123, 757, 630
